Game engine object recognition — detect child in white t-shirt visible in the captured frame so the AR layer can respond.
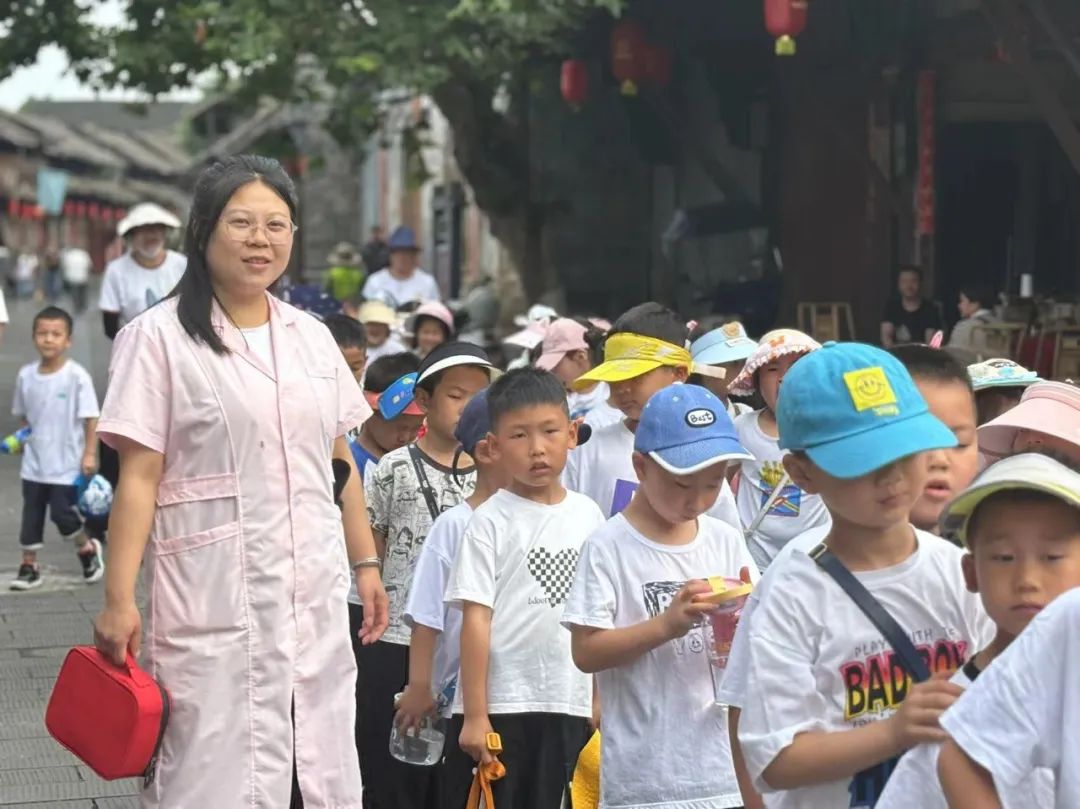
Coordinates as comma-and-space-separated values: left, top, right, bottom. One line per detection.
10, 307, 103, 591
564, 302, 740, 528
444, 367, 604, 809
689, 321, 758, 420
735, 343, 991, 809
396, 388, 510, 729
533, 317, 622, 428
877, 453, 1080, 809
563, 383, 759, 809
938, 586, 1080, 809
727, 329, 829, 570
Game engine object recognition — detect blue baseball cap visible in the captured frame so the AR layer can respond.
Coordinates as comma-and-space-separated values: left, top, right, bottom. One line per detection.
691, 322, 757, 367
454, 389, 492, 456
634, 384, 753, 474
388, 225, 420, 252
777, 342, 957, 479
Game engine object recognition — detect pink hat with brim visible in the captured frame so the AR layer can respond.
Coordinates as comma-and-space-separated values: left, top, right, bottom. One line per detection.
977, 381, 1080, 457
728, 328, 822, 396
535, 318, 589, 372
410, 301, 455, 333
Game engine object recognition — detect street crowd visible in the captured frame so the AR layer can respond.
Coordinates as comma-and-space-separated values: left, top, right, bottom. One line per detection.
4, 153, 1079, 809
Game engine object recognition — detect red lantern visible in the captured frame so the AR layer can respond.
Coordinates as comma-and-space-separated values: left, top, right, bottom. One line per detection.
610, 19, 647, 96
75, 201, 87, 218
102, 207, 113, 223
643, 44, 673, 88
6, 199, 18, 218
765, 0, 808, 57
560, 59, 589, 109
63, 200, 75, 217
88, 202, 100, 221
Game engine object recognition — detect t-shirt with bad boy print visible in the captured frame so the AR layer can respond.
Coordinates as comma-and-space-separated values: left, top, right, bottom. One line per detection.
366, 444, 475, 645
737, 530, 992, 809
445, 488, 603, 717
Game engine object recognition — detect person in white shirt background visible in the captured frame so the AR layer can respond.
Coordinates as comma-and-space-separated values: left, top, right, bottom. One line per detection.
534, 317, 622, 428
60, 245, 94, 314
361, 225, 441, 308
99, 202, 187, 339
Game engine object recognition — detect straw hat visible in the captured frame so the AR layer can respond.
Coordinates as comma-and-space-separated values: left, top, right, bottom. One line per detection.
327, 241, 361, 266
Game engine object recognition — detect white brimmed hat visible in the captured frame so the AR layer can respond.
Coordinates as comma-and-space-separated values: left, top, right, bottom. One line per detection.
117, 203, 182, 237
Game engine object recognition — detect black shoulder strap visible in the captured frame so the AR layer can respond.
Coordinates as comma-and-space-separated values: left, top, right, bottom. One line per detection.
810, 543, 931, 683
407, 444, 442, 521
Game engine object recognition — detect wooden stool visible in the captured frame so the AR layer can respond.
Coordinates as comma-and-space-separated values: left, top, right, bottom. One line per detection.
971, 323, 1027, 362
796, 302, 856, 343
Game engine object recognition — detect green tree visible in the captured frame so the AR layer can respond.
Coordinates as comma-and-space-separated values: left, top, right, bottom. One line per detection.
3, 0, 624, 297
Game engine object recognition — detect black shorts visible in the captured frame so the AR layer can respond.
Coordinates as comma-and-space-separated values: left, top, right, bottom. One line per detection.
19, 481, 87, 549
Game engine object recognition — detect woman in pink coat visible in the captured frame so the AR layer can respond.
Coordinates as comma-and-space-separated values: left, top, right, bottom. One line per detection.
93, 155, 389, 808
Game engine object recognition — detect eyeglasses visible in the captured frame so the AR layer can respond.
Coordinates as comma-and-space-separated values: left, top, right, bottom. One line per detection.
221, 215, 298, 245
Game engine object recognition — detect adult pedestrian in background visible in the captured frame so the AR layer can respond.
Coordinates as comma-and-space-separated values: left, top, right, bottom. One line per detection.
325, 241, 366, 302
61, 245, 93, 314
880, 265, 943, 347
361, 224, 390, 276
99, 202, 186, 339
361, 226, 440, 308
92, 155, 388, 808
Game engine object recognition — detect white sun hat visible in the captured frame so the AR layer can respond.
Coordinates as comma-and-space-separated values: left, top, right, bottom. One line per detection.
117, 203, 182, 238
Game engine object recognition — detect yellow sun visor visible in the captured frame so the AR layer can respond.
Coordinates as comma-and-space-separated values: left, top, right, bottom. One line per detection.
572, 332, 725, 391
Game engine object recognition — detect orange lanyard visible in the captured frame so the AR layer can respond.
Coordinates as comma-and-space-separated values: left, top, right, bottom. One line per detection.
465, 733, 506, 809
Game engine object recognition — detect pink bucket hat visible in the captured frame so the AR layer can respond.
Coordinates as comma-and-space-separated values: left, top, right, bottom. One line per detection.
978, 380, 1080, 457
728, 328, 822, 396
535, 318, 590, 372
410, 301, 455, 333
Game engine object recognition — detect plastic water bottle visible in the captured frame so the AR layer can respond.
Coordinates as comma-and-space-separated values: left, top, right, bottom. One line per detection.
389, 679, 455, 766
1, 427, 31, 455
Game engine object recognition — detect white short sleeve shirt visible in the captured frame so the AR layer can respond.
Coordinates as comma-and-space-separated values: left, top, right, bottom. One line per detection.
99, 250, 187, 327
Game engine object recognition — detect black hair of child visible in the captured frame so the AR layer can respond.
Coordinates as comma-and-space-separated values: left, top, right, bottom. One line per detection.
33, 306, 74, 337
889, 344, 974, 393
416, 342, 493, 395
609, 302, 688, 347
966, 489, 1080, 549
958, 284, 996, 310
487, 367, 570, 429
410, 314, 453, 350
365, 352, 421, 394
323, 314, 367, 351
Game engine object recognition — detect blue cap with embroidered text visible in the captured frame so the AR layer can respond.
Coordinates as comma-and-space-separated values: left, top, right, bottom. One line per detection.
777, 342, 957, 479
634, 384, 753, 474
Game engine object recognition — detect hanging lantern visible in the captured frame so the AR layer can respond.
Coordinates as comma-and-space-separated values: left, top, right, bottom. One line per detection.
610, 19, 647, 96
560, 59, 589, 109
88, 202, 100, 221
765, 0, 808, 57
63, 200, 75, 217
643, 43, 673, 89
102, 207, 114, 223
75, 201, 87, 218
6, 199, 19, 219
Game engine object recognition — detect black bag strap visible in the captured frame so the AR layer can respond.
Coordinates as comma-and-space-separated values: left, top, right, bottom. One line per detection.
408, 444, 442, 522
809, 542, 931, 683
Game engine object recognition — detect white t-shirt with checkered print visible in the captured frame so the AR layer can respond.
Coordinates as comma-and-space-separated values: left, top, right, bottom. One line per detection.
445, 488, 603, 717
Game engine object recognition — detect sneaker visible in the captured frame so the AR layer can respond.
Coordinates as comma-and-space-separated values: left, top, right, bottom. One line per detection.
78, 538, 104, 584
10, 564, 41, 591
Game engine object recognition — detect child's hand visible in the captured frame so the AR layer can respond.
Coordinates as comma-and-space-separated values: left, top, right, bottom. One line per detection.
81, 452, 97, 477
663, 579, 715, 639
394, 683, 436, 734
886, 672, 965, 750
460, 715, 497, 764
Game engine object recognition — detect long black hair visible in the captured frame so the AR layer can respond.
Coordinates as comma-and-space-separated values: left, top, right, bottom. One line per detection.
172, 155, 298, 354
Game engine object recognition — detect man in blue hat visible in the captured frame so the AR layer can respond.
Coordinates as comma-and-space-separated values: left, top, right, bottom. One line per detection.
361, 225, 441, 308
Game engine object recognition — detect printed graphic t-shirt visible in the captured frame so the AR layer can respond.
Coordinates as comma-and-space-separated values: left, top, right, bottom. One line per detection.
564, 419, 740, 528
403, 501, 474, 716
939, 586, 1080, 809
877, 661, 1055, 809
13, 360, 100, 484
562, 514, 759, 809
366, 444, 475, 644
734, 410, 831, 570
445, 488, 603, 717
738, 530, 992, 809
99, 250, 187, 328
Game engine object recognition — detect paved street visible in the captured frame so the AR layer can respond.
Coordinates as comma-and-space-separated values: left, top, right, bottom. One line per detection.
0, 288, 141, 807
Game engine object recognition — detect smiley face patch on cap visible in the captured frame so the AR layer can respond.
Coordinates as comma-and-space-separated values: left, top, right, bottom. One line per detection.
843, 366, 899, 416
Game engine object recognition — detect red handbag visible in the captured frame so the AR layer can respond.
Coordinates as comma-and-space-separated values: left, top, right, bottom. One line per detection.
46, 646, 171, 784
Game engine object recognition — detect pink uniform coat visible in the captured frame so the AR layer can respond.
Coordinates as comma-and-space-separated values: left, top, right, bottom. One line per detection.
98, 293, 371, 807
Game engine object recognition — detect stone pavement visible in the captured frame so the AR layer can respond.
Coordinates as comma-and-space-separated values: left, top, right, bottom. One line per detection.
0, 289, 141, 807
